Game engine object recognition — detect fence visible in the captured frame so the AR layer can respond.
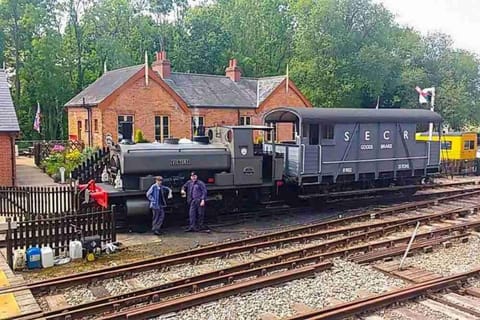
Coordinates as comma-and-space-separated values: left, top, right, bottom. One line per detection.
3, 208, 116, 268
72, 147, 110, 184
33, 140, 84, 166
0, 185, 79, 220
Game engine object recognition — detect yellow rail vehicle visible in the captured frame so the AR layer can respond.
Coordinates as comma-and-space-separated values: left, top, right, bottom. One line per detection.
416, 132, 477, 161
416, 132, 478, 175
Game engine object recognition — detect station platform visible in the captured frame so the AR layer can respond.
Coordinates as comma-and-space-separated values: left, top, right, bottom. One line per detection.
0, 251, 41, 319
15, 156, 57, 186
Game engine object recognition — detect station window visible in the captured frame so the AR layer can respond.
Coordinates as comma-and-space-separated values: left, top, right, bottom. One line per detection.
464, 140, 475, 150
322, 124, 335, 140
94, 119, 99, 132
84, 119, 89, 132
155, 116, 170, 142
240, 116, 251, 125
441, 141, 452, 150
77, 120, 82, 140
266, 122, 277, 142
118, 115, 134, 141
192, 116, 205, 137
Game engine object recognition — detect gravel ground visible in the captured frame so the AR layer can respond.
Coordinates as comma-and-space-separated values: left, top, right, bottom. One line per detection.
370, 301, 457, 320
57, 238, 331, 304
466, 276, 480, 288
164, 259, 404, 320
392, 234, 480, 276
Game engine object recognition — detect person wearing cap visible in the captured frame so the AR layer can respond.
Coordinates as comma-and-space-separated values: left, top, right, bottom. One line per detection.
146, 176, 172, 235
181, 172, 208, 232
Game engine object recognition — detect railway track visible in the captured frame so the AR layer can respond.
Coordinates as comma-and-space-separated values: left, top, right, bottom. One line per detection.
3, 186, 480, 296
286, 267, 480, 320
6, 180, 480, 320
9, 188, 480, 319
36, 216, 480, 319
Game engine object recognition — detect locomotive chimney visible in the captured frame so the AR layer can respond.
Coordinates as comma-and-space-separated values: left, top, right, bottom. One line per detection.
225, 59, 241, 82
152, 51, 171, 79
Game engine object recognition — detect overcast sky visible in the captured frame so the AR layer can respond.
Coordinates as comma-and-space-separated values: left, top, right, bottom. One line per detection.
376, 0, 480, 54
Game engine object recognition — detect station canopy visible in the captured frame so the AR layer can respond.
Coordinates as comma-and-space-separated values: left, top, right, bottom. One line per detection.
263, 107, 442, 124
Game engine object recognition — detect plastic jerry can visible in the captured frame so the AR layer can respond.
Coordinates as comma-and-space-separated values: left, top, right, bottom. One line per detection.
41, 246, 54, 268
12, 249, 26, 271
69, 240, 83, 260
26, 247, 42, 269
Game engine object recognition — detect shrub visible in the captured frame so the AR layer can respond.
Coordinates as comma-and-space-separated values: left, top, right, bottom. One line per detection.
134, 129, 149, 143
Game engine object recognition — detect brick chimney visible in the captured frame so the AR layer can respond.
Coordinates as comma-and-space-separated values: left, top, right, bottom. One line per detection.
152, 51, 171, 79
225, 59, 241, 82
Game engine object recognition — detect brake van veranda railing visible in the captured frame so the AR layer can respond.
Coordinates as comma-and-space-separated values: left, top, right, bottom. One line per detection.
0, 185, 80, 220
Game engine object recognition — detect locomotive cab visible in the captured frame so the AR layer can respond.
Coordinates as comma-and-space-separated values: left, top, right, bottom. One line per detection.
207, 126, 284, 186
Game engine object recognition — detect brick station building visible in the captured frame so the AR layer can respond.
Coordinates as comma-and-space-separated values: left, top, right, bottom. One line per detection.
65, 52, 311, 147
0, 69, 20, 186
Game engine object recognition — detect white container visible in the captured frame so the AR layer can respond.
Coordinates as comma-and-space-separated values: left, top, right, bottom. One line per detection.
41, 246, 54, 268
69, 240, 83, 260
13, 249, 26, 271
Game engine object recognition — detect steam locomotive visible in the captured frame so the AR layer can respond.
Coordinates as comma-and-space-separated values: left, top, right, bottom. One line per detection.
82, 107, 442, 223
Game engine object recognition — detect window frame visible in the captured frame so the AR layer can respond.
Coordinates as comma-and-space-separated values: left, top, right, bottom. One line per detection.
94, 119, 99, 133
441, 141, 452, 150
265, 122, 277, 142
77, 120, 82, 140
155, 115, 170, 142
240, 116, 251, 126
117, 114, 134, 141
321, 124, 335, 140
192, 116, 205, 137
464, 140, 475, 150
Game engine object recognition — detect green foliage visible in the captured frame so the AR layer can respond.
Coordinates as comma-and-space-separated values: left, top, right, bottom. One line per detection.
134, 129, 149, 143
1, 0, 480, 134
40, 147, 93, 179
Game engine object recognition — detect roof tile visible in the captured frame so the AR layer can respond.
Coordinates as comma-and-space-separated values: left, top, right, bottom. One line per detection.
0, 69, 20, 132
64, 64, 287, 109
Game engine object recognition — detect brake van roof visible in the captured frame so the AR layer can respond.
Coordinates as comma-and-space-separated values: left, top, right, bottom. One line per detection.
263, 107, 442, 124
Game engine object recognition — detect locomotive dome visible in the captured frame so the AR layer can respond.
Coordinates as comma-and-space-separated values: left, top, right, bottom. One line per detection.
263, 107, 443, 124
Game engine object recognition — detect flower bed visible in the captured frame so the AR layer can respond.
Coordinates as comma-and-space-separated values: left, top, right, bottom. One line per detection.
40, 145, 96, 182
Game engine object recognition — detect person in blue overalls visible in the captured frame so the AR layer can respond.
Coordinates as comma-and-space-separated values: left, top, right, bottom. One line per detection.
146, 176, 172, 235
181, 171, 208, 232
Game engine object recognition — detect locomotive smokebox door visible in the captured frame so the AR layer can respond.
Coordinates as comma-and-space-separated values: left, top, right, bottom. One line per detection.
229, 127, 263, 185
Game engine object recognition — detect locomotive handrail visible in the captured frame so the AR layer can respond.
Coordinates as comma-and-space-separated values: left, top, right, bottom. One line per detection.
318, 145, 322, 173
300, 144, 305, 174
126, 147, 229, 153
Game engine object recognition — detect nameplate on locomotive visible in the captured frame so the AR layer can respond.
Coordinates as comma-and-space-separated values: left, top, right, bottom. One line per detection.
170, 159, 191, 166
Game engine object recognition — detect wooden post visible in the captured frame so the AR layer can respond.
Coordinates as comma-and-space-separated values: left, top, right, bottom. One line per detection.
6, 218, 13, 268
111, 205, 117, 242
399, 221, 420, 270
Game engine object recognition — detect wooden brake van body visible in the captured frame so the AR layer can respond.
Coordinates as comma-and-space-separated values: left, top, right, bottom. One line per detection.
263, 107, 442, 190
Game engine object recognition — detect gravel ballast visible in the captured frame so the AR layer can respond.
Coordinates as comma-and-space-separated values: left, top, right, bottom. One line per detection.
169, 259, 404, 320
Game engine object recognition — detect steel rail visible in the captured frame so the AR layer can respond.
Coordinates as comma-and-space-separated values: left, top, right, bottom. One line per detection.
100, 262, 332, 320
97, 232, 480, 319
41, 260, 333, 320
32, 217, 479, 320
37, 234, 463, 320
3, 198, 479, 297
3, 186, 479, 296
286, 268, 480, 320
